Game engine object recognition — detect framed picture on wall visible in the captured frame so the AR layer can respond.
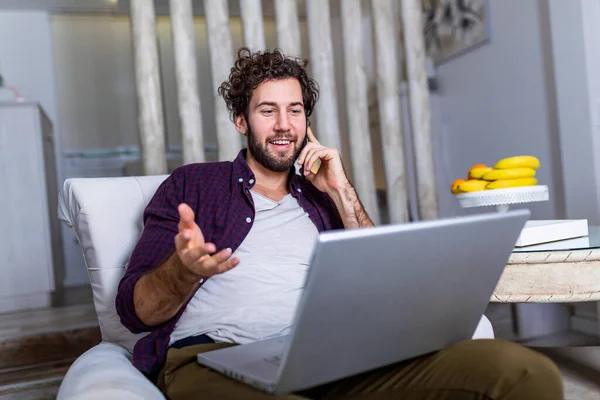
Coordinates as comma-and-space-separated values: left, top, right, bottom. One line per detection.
423, 0, 490, 64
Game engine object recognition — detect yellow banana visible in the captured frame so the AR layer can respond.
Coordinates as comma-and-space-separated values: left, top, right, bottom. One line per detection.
458, 179, 488, 192
494, 155, 540, 170
469, 167, 492, 179
486, 178, 537, 189
482, 167, 536, 181
451, 179, 467, 194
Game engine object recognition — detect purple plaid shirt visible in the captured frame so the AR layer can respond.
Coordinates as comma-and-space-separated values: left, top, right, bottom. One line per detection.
115, 150, 344, 380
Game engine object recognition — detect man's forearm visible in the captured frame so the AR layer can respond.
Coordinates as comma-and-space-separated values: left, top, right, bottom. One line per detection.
328, 183, 374, 229
133, 252, 201, 327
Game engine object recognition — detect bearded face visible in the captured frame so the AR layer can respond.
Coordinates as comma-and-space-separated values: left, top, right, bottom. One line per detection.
239, 78, 308, 173
246, 123, 303, 172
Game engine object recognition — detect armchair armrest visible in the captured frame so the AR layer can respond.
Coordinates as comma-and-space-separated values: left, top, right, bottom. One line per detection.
57, 342, 165, 400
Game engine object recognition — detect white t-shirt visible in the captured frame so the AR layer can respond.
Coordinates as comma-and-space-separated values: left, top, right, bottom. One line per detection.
169, 190, 319, 345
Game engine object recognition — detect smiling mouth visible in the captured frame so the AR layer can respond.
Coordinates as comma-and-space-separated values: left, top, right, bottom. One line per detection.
269, 139, 294, 147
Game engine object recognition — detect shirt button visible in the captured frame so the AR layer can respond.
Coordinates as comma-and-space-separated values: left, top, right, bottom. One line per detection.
246, 217, 252, 223
249, 179, 255, 184
238, 178, 243, 183
297, 188, 302, 192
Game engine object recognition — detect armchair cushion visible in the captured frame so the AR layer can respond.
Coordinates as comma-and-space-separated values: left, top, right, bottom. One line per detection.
58, 175, 168, 352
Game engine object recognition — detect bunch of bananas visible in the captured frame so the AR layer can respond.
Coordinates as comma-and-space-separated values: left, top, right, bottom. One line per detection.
451, 155, 540, 194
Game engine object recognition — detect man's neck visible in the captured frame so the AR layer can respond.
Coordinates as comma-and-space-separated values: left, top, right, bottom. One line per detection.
246, 154, 291, 200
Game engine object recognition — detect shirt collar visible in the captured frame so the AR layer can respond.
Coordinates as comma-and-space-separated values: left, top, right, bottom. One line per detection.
232, 149, 308, 193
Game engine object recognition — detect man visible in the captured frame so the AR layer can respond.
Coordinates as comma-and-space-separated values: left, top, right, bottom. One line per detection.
116, 48, 562, 399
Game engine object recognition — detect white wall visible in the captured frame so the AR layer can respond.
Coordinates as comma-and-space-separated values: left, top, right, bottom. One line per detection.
0, 11, 74, 287
429, 0, 565, 220
51, 15, 139, 150
0, 11, 56, 116
0, 11, 62, 176
547, 0, 600, 336
548, 0, 600, 224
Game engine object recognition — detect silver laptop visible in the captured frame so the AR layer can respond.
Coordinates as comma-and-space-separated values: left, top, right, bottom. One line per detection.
197, 209, 530, 394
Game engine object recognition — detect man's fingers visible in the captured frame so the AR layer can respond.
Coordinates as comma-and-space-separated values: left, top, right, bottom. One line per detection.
175, 229, 209, 248
175, 228, 216, 257
304, 149, 323, 176
178, 203, 196, 231
193, 247, 231, 265
189, 247, 237, 274
303, 149, 316, 175
181, 242, 217, 261
175, 222, 239, 278
174, 230, 196, 252
213, 257, 240, 275
174, 231, 186, 250
299, 143, 320, 169
177, 204, 207, 246
307, 127, 320, 145
297, 141, 316, 166
212, 247, 233, 262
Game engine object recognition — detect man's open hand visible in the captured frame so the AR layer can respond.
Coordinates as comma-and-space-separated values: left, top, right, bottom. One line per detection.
174, 203, 239, 280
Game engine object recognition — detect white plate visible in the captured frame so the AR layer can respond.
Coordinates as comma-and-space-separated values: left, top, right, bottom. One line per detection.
456, 185, 549, 208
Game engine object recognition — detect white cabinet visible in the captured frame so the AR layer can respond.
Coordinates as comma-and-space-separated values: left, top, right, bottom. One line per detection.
0, 102, 63, 312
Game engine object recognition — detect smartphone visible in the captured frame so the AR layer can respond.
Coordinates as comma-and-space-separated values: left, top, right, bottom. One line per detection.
298, 120, 309, 175
301, 116, 310, 150
300, 134, 309, 150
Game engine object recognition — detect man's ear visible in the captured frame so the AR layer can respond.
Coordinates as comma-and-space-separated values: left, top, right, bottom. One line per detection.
235, 114, 248, 136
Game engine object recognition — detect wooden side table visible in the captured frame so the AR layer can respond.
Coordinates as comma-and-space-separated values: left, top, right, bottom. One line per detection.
494, 229, 600, 303
492, 228, 600, 339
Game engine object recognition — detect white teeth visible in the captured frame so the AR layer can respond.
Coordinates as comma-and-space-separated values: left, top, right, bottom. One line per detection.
272, 140, 291, 145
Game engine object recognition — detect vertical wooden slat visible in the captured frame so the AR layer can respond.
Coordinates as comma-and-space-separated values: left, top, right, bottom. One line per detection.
372, 0, 409, 224
341, 0, 380, 224
305, 0, 342, 152
204, 0, 240, 161
170, 0, 205, 164
401, 0, 439, 219
240, 0, 266, 51
275, 0, 301, 56
130, 0, 167, 175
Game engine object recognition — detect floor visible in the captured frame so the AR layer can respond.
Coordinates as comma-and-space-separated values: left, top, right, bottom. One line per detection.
537, 347, 600, 400
486, 303, 600, 399
0, 304, 100, 399
1, 303, 600, 399
0, 303, 98, 341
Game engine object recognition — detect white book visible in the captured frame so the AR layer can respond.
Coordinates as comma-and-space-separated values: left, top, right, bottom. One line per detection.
515, 219, 589, 247
515, 235, 590, 252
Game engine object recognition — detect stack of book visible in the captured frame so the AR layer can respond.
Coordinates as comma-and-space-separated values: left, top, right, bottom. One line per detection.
515, 219, 589, 248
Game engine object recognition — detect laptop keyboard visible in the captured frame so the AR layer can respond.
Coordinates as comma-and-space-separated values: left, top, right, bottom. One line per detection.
263, 355, 282, 366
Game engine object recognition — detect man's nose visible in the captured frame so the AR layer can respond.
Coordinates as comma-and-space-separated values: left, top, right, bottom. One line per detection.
275, 112, 290, 131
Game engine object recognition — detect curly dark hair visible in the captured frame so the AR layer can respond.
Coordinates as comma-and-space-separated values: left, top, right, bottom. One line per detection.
218, 47, 319, 121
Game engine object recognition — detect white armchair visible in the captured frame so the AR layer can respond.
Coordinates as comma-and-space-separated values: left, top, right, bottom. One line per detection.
57, 175, 168, 400
56, 175, 495, 399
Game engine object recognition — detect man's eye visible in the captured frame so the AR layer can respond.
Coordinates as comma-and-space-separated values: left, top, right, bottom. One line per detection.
262, 109, 274, 115
290, 109, 302, 115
